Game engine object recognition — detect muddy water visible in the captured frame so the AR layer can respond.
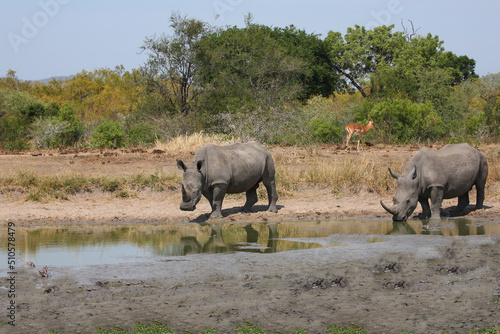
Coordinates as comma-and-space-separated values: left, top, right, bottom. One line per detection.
1, 218, 499, 268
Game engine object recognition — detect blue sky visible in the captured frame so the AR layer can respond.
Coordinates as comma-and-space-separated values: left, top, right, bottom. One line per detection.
1, 0, 499, 80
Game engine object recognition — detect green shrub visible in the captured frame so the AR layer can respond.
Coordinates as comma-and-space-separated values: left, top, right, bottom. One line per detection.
0, 113, 29, 150
90, 120, 125, 148
4, 139, 29, 150
309, 118, 344, 143
28, 104, 83, 149
20, 102, 46, 121
127, 123, 157, 146
56, 104, 83, 146
370, 99, 445, 144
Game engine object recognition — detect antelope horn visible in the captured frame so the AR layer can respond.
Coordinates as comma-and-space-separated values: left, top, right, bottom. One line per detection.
380, 200, 397, 215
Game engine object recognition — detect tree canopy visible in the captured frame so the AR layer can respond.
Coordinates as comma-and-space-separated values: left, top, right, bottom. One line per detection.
1, 13, 498, 150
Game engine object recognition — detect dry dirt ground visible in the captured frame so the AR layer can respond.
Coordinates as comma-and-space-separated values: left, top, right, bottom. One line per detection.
1, 144, 499, 334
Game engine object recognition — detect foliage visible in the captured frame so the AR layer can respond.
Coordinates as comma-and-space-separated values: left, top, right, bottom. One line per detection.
326, 25, 477, 101
126, 122, 158, 147
195, 22, 308, 116
303, 94, 364, 143
326, 25, 406, 97
266, 24, 341, 99
140, 12, 210, 115
89, 120, 125, 148
1, 15, 499, 146
308, 118, 344, 143
211, 105, 312, 145
30, 104, 83, 148
369, 99, 444, 143
27, 66, 143, 124
30, 118, 72, 149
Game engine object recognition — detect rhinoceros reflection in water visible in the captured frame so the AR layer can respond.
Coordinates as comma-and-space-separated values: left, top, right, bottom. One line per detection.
178, 223, 280, 255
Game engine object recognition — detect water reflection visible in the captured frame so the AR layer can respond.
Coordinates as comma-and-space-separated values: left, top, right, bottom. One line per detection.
390, 218, 498, 236
0, 218, 498, 267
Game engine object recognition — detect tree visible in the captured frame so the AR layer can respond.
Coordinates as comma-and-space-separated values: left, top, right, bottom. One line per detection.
326, 25, 477, 100
325, 25, 406, 97
266, 25, 340, 99
140, 12, 210, 115
195, 23, 307, 116
476, 73, 500, 136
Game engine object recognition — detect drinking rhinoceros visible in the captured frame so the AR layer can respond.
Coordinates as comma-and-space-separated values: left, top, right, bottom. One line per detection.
380, 143, 488, 221
176, 141, 279, 219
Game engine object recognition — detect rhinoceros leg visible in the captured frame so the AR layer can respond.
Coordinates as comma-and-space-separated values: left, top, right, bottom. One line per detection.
454, 193, 470, 215
429, 186, 444, 220
262, 157, 279, 213
243, 183, 259, 212
419, 198, 431, 219
209, 184, 227, 219
475, 169, 487, 210
262, 177, 278, 213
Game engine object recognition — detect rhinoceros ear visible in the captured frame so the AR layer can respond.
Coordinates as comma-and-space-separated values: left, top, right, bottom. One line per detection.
196, 160, 203, 172
177, 160, 187, 171
388, 167, 400, 179
411, 166, 417, 180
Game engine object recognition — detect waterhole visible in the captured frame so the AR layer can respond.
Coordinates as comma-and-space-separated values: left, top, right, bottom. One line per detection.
1, 218, 498, 267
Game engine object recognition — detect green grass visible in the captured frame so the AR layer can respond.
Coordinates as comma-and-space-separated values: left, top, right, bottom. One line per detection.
47, 322, 500, 334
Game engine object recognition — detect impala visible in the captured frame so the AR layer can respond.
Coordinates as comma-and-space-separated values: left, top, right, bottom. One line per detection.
344, 118, 375, 152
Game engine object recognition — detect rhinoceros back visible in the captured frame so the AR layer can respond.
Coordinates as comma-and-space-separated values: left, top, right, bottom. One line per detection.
200, 142, 274, 194
413, 143, 486, 199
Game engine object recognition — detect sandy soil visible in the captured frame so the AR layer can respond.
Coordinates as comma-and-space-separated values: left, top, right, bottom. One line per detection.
1, 145, 499, 333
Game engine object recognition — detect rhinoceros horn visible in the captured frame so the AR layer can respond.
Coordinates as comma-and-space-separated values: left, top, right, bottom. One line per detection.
380, 200, 397, 215
388, 168, 400, 179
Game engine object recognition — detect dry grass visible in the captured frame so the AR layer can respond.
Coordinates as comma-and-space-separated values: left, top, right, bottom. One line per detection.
0, 170, 181, 201
274, 155, 407, 198
154, 132, 238, 154
2, 134, 499, 202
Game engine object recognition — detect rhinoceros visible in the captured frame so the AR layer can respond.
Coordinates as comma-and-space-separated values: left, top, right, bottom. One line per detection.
176, 141, 279, 219
380, 143, 488, 221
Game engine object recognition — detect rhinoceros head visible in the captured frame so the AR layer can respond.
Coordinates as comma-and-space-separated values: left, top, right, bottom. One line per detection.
177, 159, 203, 211
380, 166, 419, 221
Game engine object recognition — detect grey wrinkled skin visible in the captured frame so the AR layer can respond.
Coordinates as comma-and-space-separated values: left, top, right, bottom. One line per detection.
380, 143, 488, 221
177, 141, 279, 219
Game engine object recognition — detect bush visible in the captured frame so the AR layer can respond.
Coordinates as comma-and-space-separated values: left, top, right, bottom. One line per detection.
29, 104, 83, 149
211, 105, 312, 145
309, 118, 344, 143
127, 123, 157, 146
370, 99, 445, 144
0, 113, 28, 150
4, 139, 29, 150
56, 104, 83, 146
30, 117, 72, 149
20, 103, 46, 121
89, 120, 125, 148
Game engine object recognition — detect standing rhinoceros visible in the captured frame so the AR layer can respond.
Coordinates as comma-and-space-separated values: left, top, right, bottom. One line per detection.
176, 141, 279, 219
380, 143, 488, 221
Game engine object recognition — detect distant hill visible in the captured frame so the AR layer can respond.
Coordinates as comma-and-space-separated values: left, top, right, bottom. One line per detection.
35, 75, 75, 83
